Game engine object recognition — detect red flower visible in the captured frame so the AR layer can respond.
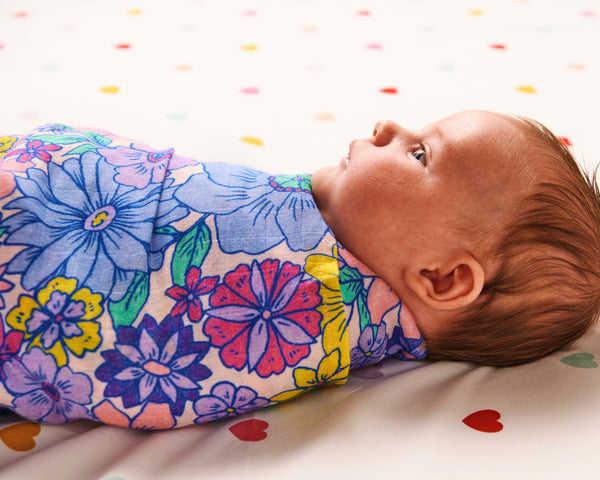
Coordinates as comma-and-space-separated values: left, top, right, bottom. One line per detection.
166, 267, 218, 321
0, 264, 14, 309
203, 259, 322, 378
0, 315, 23, 381
5, 139, 61, 163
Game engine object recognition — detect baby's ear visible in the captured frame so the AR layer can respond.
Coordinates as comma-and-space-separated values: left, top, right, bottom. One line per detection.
404, 254, 484, 311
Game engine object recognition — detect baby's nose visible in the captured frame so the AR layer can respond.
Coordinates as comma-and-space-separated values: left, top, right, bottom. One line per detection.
372, 119, 402, 147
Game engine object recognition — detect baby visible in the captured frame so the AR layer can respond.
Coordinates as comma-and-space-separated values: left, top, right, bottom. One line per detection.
0, 110, 597, 429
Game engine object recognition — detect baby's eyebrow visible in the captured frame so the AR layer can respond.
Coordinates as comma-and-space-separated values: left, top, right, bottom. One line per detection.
428, 124, 443, 142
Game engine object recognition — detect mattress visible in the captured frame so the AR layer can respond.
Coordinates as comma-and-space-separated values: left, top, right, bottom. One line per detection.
0, 0, 599, 478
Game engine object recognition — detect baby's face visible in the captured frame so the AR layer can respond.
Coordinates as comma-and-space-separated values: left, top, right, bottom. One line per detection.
311, 110, 537, 329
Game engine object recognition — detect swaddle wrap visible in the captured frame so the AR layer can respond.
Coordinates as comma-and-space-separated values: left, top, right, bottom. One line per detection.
0, 125, 426, 429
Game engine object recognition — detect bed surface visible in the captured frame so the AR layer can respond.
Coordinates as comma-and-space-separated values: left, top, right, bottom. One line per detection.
1, 1, 599, 478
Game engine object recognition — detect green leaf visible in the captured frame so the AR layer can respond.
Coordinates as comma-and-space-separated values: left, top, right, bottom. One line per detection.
339, 264, 362, 304
356, 291, 371, 331
66, 144, 99, 156
82, 131, 112, 146
108, 272, 150, 328
154, 225, 179, 236
29, 134, 87, 145
171, 217, 212, 286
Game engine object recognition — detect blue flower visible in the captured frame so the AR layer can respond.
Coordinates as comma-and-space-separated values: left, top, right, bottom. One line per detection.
95, 314, 212, 417
350, 322, 389, 368
174, 163, 328, 254
1, 152, 188, 301
193, 381, 269, 423
387, 323, 427, 360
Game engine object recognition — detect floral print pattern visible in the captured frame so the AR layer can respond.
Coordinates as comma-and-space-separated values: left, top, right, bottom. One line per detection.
6, 277, 103, 367
4, 139, 61, 163
175, 163, 328, 254
0, 125, 425, 429
166, 267, 218, 322
194, 381, 269, 423
1, 151, 186, 300
204, 259, 322, 377
350, 322, 389, 368
100, 143, 197, 189
2, 348, 93, 423
95, 314, 211, 416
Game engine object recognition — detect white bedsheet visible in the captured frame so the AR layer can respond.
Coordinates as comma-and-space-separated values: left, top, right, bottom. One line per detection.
0, 1, 599, 478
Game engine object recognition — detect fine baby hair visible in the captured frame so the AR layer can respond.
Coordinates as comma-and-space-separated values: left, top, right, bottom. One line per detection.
426, 116, 600, 366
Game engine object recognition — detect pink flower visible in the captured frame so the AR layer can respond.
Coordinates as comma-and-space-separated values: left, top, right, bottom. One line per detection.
5, 139, 61, 163
100, 143, 196, 188
166, 267, 218, 321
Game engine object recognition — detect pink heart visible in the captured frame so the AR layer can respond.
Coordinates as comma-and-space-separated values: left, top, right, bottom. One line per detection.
240, 87, 259, 95
229, 419, 269, 441
366, 43, 382, 50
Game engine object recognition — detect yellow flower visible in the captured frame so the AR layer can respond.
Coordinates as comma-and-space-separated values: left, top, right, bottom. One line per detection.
7, 277, 103, 366
270, 349, 349, 402
0, 136, 18, 158
304, 245, 348, 355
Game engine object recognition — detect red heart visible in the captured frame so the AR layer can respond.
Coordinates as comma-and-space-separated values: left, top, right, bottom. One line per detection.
229, 419, 269, 441
490, 43, 506, 50
559, 136, 572, 146
115, 43, 131, 49
462, 409, 503, 433
380, 87, 398, 94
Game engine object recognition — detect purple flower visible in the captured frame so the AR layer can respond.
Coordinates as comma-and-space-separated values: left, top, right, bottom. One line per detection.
100, 143, 196, 189
193, 381, 270, 423
387, 323, 427, 360
95, 314, 211, 416
2, 348, 93, 423
350, 322, 389, 368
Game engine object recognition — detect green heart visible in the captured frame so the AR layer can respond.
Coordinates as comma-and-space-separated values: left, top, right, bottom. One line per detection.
560, 353, 598, 369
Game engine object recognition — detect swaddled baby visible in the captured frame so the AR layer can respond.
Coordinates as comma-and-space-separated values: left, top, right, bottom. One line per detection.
0, 110, 597, 429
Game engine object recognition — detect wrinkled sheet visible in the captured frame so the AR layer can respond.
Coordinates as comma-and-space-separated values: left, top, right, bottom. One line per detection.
0, 0, 599, 478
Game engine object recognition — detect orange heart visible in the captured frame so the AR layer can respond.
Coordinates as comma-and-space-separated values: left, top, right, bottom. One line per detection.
0, 422, 41, 451
462, 409, 503, 433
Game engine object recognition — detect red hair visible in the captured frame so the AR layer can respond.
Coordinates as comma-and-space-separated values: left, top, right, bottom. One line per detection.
427, 117, 600, 365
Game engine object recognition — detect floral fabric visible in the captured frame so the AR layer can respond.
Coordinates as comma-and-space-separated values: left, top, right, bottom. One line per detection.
0, 125, 426, 429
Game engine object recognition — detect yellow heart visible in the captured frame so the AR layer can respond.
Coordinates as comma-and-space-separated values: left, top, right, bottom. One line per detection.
0, 422, 41, 452
127, 9, 142, 15
240, 137, 263, 147
100, 86, 120, 94
469, 9, 484, 16
517, 85, 537, 94
241, 45, 258, 51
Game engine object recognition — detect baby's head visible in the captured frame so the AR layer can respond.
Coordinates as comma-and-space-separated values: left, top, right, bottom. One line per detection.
311, 110, 600, 366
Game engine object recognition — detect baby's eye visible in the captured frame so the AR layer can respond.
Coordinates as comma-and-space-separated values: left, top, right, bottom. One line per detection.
411, 147, 426, 165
